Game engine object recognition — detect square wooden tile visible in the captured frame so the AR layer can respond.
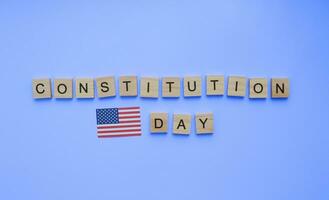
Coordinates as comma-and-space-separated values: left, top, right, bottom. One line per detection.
162, 77, 181, 97
249, 78, 267, 98
54, 79, 73, 98
119, 76, 137, 96
184, 76, 202, 97
206, 75, 224, 96
271, 78, 289, 98
32, 78, 52, 99
195, 113, 214, 134
150, 112, 168, 133
173, 114, 191, 135
96, 76, 116, 98
227, 76, 247, 97
75, 78, 95, 98
141, 77, 159, 98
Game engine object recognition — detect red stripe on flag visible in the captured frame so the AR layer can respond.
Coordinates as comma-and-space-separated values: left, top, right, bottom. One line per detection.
119, 120, 141, 123
98, 133, 141, 138
97, 124, 140, 129
118, 111, 140, 114
98, 129, 142, 134
118, 107, 140, 110
119, 115, 140, 119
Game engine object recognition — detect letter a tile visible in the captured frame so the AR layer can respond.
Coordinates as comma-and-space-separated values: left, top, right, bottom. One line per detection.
173, 114, 191, 135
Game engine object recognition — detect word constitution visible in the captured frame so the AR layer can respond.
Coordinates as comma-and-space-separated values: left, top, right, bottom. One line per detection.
32, 76, 289, 99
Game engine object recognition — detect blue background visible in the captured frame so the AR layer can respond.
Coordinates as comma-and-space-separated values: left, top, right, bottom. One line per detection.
1, 1, 329, 199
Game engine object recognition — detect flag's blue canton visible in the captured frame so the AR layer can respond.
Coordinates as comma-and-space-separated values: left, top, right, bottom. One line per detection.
96, 108, 119, 125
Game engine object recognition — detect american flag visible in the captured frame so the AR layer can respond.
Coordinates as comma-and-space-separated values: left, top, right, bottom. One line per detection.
96, 107, 141, 138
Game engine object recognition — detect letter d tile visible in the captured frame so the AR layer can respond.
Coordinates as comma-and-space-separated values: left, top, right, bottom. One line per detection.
150, 112, 168, 133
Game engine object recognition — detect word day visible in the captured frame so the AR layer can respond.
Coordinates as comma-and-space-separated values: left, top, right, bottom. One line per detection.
150, 112, 214, 135
32, 76, 290, 99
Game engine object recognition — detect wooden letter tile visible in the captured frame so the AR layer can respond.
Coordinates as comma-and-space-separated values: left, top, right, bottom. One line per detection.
162, 77, 180, 97
249, 78, 267, 98
173, 114, 191, 135
75, 78, 94, 98
54, 79, 73, 98
119, 76, 137, 96
96, 76, 116, 98
206, 75, 224, 96
184, 76, 202, 97
32, 78, 52, 99
141, 77, 159, 98
271, 78, 289, 98
227, 76, 247, 97
195, 113, 214, 134
150, 112, 168, 133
